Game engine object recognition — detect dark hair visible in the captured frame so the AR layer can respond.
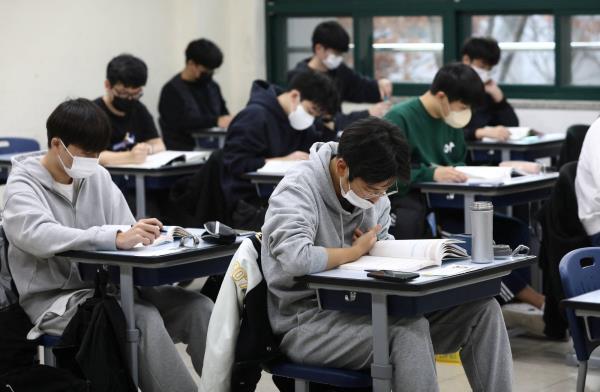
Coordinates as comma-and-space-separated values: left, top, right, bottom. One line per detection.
288, 71, 340, 117
46, 98, 111, 152
311, 21, 350, 53
185, 38, 223, 69
106, 54, 148, 87
461, 37, 501, 67
430, 63, 485, 107
338, 117, 410, 184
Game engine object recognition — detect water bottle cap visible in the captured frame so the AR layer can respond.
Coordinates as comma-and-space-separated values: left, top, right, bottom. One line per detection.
471, 201, 493, 211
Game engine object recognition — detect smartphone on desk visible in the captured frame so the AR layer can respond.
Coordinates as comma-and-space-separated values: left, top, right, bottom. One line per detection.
366, 270, 419, 282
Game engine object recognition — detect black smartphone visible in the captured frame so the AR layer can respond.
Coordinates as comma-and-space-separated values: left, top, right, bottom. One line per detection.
366, 270, 419, 282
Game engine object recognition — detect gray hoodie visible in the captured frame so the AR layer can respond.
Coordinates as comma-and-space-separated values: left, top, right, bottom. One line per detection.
2, 152, 135, 323
261, 141, 394, 336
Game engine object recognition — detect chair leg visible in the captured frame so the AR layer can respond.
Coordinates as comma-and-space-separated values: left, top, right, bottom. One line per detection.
577, 360, 588, 392
43, 346, 56, 367
294, 379, 309, 392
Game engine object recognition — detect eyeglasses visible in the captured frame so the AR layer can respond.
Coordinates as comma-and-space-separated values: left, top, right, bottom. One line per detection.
179, 235, 200, 248
362, 182, 399, 200
112, 88, 144, 100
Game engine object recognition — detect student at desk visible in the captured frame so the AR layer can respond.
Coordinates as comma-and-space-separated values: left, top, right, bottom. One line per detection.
576, 118, 600, 246
384, 63, 546, 335
287, 20, 392, 130
221, 71, 338, 231
159, 38, 232, 150
461, 37, 519, 142
94, 54, 166, 166
261, 117, 512, 391
3, 99, 213, 392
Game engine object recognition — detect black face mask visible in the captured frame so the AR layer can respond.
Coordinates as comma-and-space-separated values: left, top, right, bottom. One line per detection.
112, 96, 136, 113
196, 72, 213, 85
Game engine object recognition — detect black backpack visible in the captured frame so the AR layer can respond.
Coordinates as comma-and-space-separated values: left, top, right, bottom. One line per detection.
0, 225, 90, 392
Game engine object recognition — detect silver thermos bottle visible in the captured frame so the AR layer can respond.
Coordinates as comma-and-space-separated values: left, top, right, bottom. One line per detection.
471, 201, 494, 263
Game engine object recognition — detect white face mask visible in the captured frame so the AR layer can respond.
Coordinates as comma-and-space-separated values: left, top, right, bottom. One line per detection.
323, 53, 343, 70
339, 172, 374, 210
471, 65, 491, 83
58, 140, 99, 179
288, 99, 315, 131
442, 99, 472, 129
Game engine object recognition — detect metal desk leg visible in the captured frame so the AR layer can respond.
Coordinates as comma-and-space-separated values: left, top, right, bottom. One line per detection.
464, 194, 475, 234
371, 293, 393, 392
120, 265, 139, 387
501, 149, 510, 162
218, 136, 225, 149
135, 174, 146, 219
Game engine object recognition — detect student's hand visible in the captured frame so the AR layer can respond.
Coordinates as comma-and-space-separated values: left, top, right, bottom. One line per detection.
352, 227, 364, 242
116, 218, 163, 249
378, 78, 393, 100
477, 125, 511, 141
368, 101, 391, 117
352, 224, 381, 257
217, 115, 232, 128
484, 80, 504, 103
280, 151, 310, 161
433, 167, 468, 183
130, 143, 150, 163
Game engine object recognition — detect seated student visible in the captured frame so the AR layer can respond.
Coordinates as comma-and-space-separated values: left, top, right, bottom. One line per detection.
384, 63, 545, 335
221, 71, 339, 231
287, 20, 392, 130
3, 99, 212, 392
94, 54, 166, 166
576, 118, 600, 245
261, 117, 512, 391
461, 37, 519, 141
159, 38, 232, 150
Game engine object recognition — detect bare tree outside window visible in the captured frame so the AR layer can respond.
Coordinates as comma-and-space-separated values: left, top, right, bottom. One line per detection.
472, 15, 555, 85
373, 16, 443, 83
571, 15, 600, 86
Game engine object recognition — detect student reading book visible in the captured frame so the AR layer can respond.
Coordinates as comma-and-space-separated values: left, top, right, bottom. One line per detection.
261, 117, 512, 391
339, 239, 468, 272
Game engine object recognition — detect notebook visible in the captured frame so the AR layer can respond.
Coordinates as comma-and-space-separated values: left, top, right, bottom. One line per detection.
339, 239, 468, 273
150, 226, 197, 246
481, 126, 532, 142
256, 160, 302, 175
454, 166, 513, 185
109, 150, 211, 169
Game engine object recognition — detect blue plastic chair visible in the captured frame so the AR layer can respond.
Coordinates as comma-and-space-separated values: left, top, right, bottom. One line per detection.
559, 247, 600, 392
0, 137, 41, 183
264, 361, 372, 392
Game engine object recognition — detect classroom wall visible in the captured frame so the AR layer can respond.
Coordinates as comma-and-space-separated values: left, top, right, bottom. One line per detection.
0, 0, 266, 145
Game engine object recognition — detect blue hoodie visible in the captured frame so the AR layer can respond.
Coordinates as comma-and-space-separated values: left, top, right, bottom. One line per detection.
221, 80, 336, 208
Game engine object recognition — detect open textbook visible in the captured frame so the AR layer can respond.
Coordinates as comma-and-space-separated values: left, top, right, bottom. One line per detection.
339, 239, 469, 273
256, 160, 302, 175
454, 166, 513, 185
481, 126, 532, 142
109, 150, 211, 169
150, 226, 196, 246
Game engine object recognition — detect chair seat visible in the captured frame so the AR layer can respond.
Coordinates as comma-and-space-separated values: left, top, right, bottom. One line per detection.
266, 362, 372, 388
40, 334, 61, 347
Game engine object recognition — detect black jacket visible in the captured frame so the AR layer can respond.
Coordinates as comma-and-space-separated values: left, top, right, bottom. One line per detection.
159, 74, 229, 151
538, 161, 590, 339
287, 59, 381, 130
464, 94, 519, 141
221, 80, 336, 208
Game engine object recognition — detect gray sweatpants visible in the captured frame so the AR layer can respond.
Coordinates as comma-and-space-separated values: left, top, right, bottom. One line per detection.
39, 285, 213, 392
280, 298, 512, 392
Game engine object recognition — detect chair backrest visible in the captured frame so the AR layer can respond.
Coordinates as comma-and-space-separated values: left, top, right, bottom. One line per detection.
559, 247, 600, 360
558, 124, 590, 169
0, 137, 40, 155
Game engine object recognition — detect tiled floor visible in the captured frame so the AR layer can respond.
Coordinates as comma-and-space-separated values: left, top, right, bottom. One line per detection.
178, 335, 600, 391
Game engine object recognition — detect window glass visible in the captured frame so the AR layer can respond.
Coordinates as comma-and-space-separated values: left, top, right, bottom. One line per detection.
373, 16, 443, 83
471, 15, 555, 85
570, 15, 600, 86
